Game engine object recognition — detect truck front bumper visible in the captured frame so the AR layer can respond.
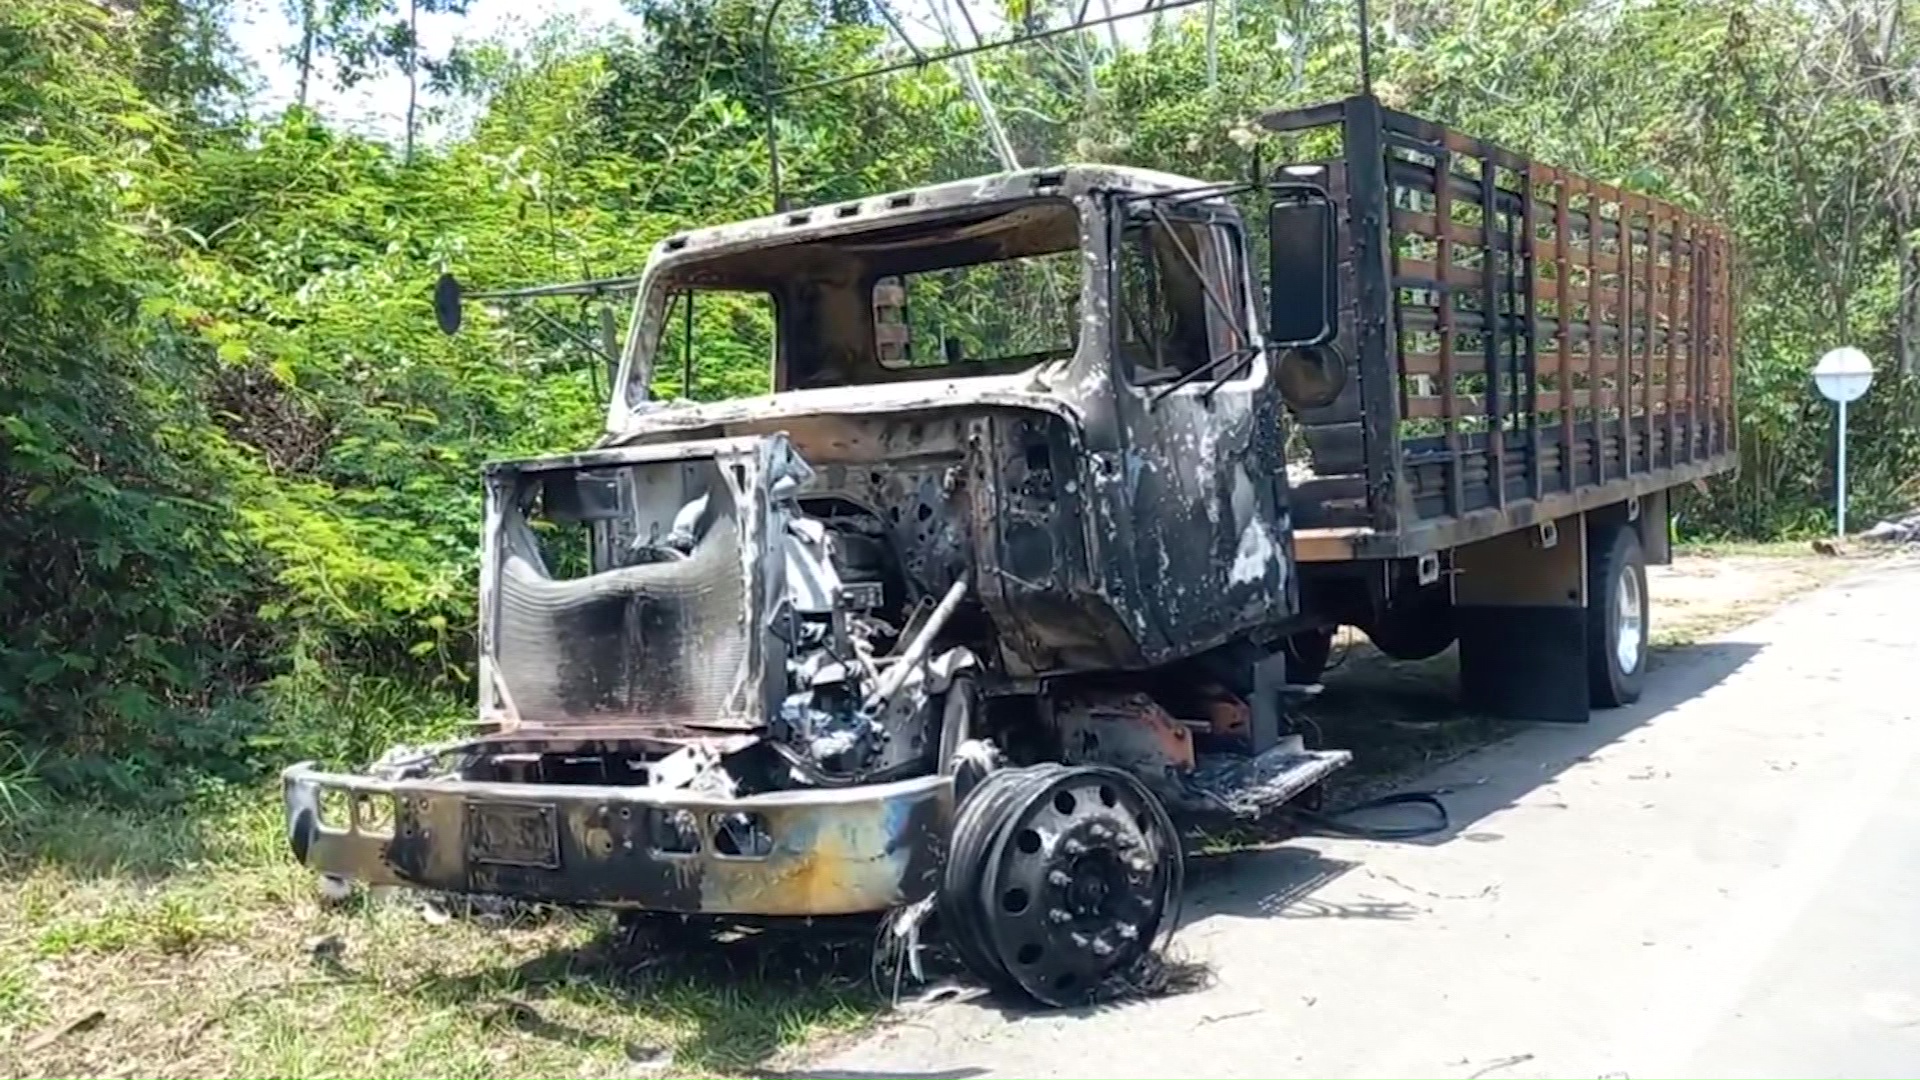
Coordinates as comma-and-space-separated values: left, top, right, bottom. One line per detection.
282, 763, 953, 916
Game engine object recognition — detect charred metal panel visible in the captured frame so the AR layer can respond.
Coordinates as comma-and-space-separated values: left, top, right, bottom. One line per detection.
967, 410, 1146, 676
1110, 387, 1298, 659
493, 494, 748, 731
477, 437, 803, 736
1098, 194, 1301, 664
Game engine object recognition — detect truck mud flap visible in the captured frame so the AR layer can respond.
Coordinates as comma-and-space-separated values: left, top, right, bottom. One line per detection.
1454, 514, 1591, 722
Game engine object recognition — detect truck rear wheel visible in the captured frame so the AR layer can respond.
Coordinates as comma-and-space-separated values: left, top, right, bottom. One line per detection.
1282, 628, 1333, 684
1363, 587, 1456, 661
1586, 522, 1649, 707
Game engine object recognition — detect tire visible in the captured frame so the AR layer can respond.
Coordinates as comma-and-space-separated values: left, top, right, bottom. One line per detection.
1586, 521, 1649, 707
1282, 628, 1333, 684
1363, 589, 1456, 661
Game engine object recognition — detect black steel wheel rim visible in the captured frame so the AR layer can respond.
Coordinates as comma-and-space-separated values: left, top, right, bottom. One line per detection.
977, 765, 1181, 1006
939, 764, 1063, 991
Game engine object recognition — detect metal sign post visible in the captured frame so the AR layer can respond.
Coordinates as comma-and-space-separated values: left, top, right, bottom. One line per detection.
1812, 347, 1874, 536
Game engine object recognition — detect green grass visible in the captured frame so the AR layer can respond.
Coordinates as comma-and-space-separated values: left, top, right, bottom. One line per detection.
0, 967, 33, 1029
0, 734, 45, 826
34, 891, 229, 958
0, 793, 880, 1078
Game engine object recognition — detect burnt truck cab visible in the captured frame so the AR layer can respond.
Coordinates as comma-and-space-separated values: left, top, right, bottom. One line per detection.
602, 166, 1308, 677
282, 164, 1350, 926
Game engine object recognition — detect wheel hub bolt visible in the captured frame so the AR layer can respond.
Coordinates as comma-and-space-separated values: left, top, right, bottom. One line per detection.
1090, 937, 1114, 957
1048, 869, 1072, 887
1048, 907, 1073, 924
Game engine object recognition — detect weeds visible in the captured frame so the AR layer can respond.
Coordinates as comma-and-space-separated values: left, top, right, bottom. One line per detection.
0, 790, 877, 1078
35, 893, 227, 958
0, 966, 33, 1028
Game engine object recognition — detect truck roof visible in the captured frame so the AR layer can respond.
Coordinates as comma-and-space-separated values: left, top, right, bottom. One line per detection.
651, 164, 1221, 262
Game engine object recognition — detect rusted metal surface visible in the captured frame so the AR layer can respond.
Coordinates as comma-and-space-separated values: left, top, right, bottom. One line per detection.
284, 764, 952, 916
1053, 690, 1197, 794
1291, 526, 1372, 562
1199, 685, 1252, 742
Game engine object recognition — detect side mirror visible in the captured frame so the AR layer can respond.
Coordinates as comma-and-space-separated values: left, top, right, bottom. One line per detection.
1266, 187, 1337, 347
433, 272, 464, 335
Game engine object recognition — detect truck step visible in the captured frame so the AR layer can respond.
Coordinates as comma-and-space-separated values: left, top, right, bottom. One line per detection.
1183, 737, 1351, 820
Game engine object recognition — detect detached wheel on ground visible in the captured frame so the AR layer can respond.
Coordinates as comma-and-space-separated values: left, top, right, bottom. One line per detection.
938, 764, 1182, 1007
1586, 521, 1649, 707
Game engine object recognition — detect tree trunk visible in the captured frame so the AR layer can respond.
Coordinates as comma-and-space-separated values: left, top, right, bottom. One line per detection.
1898, 221, 1918, 375
403, 0, 419, 163
295, 0, 315, 108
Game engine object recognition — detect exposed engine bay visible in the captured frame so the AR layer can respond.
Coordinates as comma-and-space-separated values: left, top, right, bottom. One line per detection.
456, 433, 985, 803
771, 499, 970, 788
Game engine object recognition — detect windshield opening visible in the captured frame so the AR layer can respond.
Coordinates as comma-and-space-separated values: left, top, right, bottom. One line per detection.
876, 246, 1080, 370
621, 197, 1082, 407
649, 288, 777, 403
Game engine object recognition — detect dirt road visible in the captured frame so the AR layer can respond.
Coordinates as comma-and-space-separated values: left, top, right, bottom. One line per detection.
821, 555, 1920, 1079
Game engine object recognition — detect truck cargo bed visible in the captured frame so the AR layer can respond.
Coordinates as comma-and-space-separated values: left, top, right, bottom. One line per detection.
1261, 96, 1738, 559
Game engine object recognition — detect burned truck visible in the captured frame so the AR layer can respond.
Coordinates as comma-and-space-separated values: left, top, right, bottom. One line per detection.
283, 96, 1738, 1005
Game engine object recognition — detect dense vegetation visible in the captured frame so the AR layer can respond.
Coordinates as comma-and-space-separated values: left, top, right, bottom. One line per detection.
3, 0, 1917, 802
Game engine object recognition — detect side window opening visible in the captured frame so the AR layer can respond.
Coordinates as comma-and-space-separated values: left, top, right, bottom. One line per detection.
1118, 212, 1247, 386
873, 249, 1081, 370
655, 288, 778, 402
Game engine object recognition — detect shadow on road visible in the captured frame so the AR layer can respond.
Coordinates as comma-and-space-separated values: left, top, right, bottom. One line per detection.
1190, 846, 1423, 922
1390, 639, 1763, 845
1185, 638, 1764, 923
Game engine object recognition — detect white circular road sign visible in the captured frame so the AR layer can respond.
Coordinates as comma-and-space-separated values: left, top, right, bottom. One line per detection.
1814, 346, 1874, 403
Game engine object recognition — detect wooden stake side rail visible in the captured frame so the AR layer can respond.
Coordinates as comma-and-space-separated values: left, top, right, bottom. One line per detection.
1261, 94, 1738, 551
